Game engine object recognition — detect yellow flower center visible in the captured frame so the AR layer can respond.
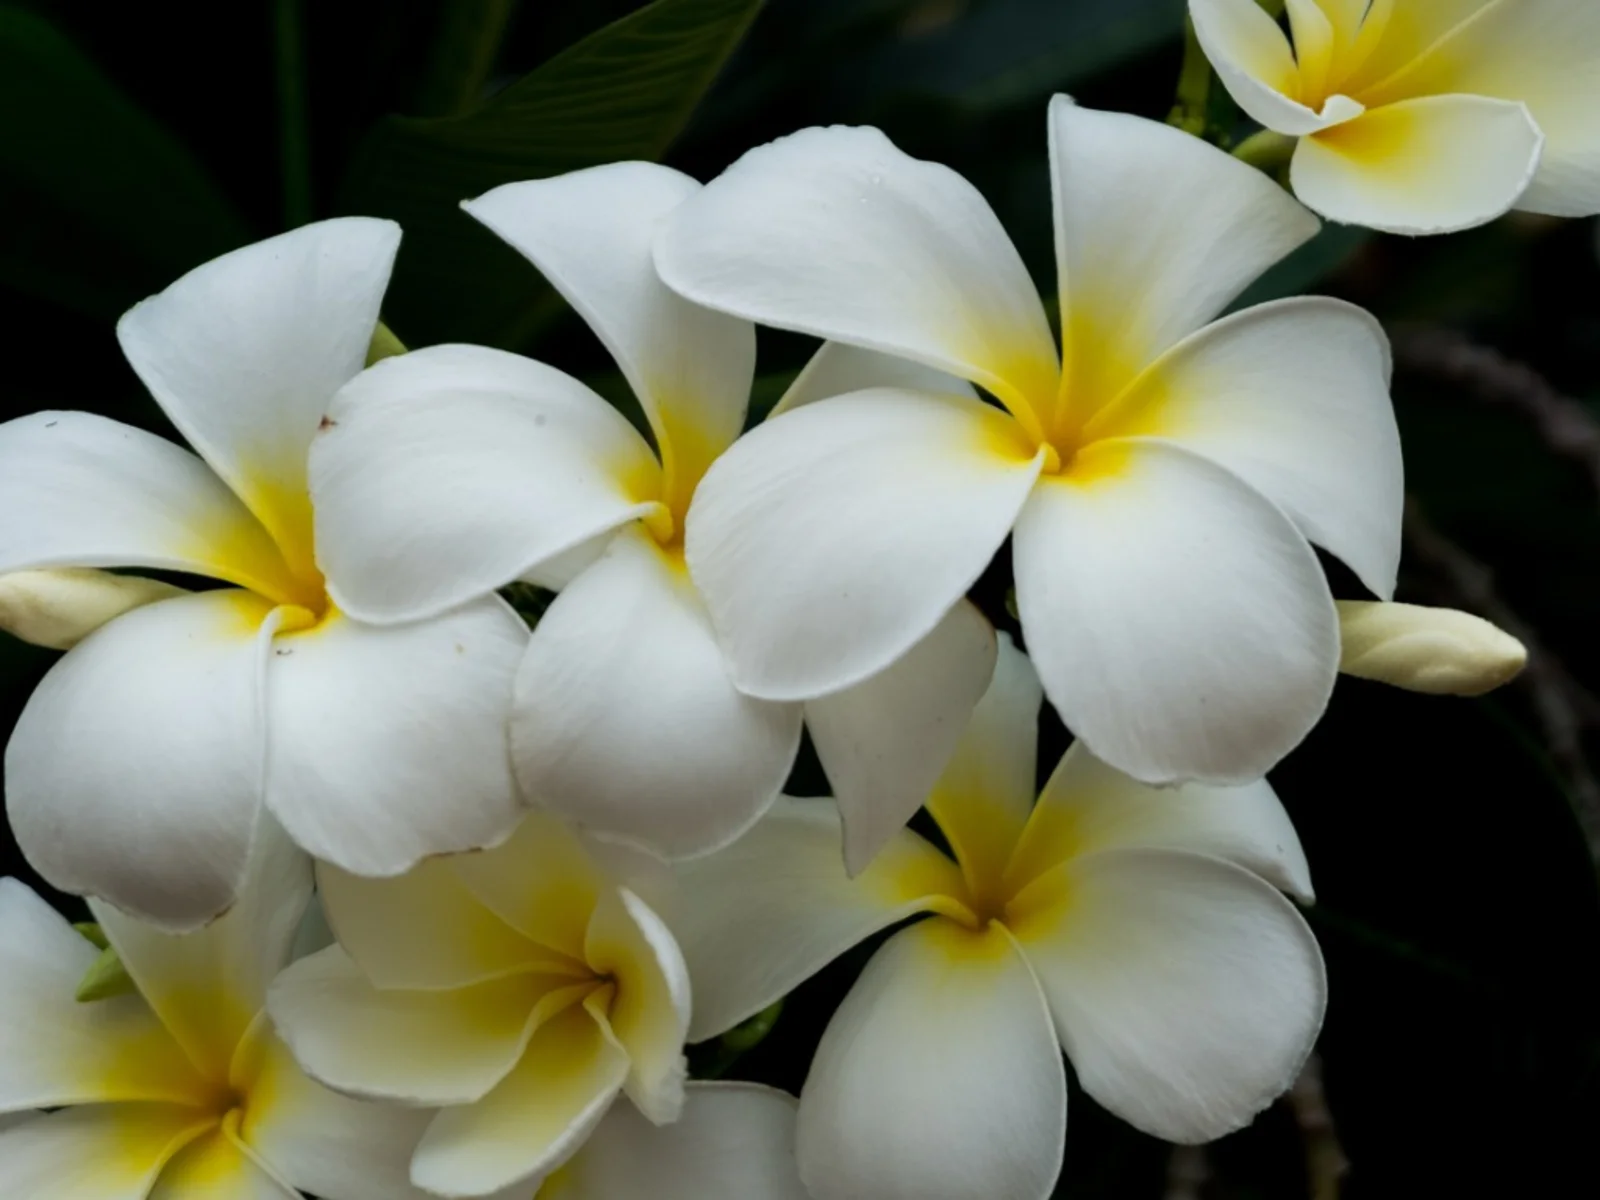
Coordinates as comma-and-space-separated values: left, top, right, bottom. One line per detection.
1284, 0, 1397, 113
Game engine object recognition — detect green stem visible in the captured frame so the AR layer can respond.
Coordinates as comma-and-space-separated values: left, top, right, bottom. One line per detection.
1165, 17, 1213, 137
1232, 128, 1297, 174
274, 0, 313, 228
1257, 0, 1287, 15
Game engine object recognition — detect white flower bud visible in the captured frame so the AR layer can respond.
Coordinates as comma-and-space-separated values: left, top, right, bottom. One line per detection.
0, 568, 184, 650
1337, 601, 1527, 697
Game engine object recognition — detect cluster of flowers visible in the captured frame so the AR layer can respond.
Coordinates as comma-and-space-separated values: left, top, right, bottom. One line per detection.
0, 2, 1593, 1197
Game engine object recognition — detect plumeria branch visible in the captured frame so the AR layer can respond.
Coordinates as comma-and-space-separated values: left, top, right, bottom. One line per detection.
1163, 1145, 1210, 1200
1288, 1054, 1349, 1200
1393, 326, 1600, 504
1166, 18, 1213, 137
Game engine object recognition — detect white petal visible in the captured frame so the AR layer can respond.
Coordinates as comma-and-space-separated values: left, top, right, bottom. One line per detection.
241, 1033, 436, 1200
1290, 94, 1543, 235
465, 164, 754, 509
411, 1002, 629, 1198
0, 411, 299, 603
685, 388, 1042, 700
316, 859, 552, 991
670, 800, 965, 1042
1364, 0, 1600, 217
0, 1105, 215, 1200
1340, 0, 1496, 95
805, 600, 997, 875
773, 341, 976, 418
1008, 848, 1326, 1143
89, 819, 312, 1083
266, 946, 556, 1105
7, 590, 276, 928
656, 125, 1061, 419
147, 1125, 298, 1199
262, 597, 527, 878
1049, 100, 1320, 415
117, 217, 399, 576
924, 633, 1041, 893
798, 920, 1065, 1200
1189, 0, 1366, 134
1013, 442, 1338, 784
513, 530, 801, 858
559, 1082, 810, 1199
311, 344, 661, 623
1005, 744, 1313, 902
0, 879, 211, 1110
585, 888, 691, 1124
449, 812, 610, 961
1100, 297, 1401, 598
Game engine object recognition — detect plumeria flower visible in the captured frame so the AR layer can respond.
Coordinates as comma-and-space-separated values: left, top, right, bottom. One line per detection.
1191, 0, 1600, 233
533, 1082, 811, 1199
0, 822, 435, 1199
307, 162, 997, 871
655, 98, 1402, 786
0, 219, 528, 929
268, 811, 694, 1198
671, 637, 1327, 1200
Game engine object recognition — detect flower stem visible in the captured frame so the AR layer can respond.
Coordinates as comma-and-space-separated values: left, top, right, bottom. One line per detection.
1165, 17, 1212, 137
1232, 129, 1297, 174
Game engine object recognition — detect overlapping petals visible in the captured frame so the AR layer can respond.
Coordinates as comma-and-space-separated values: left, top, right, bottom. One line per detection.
307, 161, 995, 866
1192, 0, 1600, 231
269, 812, 692, 1198
0, 823, 434, 1200
0, 217, 527, 928
661, 99, 1398, 785
555, 1083, 811, 1199
672, 638, 1325, 1198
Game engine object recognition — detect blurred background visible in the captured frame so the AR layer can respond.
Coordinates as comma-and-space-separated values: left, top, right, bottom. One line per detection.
3, 1, 1599, 1195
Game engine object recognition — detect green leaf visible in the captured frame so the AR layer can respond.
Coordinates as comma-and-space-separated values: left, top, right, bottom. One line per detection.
413, 0, 522, 118
0, 7, 251, 315
840, 0, 1185, 115
339, 0, 764, 349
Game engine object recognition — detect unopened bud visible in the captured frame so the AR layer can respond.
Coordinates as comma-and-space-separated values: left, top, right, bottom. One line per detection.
1337, 600, 1527, 697
0, 568, 184, 650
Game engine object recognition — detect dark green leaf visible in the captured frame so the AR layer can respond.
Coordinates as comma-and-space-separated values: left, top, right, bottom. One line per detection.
412, 0, 522, 118
339, 0, 763, 348
838, 0, 1185, 115
0, 7, 251, 315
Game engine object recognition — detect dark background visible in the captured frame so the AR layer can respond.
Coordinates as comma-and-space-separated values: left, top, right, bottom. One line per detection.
3, 2, 1599, 1196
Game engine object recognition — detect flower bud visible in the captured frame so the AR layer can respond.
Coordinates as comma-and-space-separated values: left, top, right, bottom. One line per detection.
1337, 600, 1526, 697
0, 568, 183, 650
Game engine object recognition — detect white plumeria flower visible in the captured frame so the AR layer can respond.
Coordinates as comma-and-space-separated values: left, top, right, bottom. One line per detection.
671, 637, 1327, 1200
0, 822, 435, 1199
0, 218, 528, 929
307, 162, 997, 872
655, 98, 1403, 787
267, 811, 694, 1198
1191, 0, 1600, 234
534, 1082, 811, 1199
